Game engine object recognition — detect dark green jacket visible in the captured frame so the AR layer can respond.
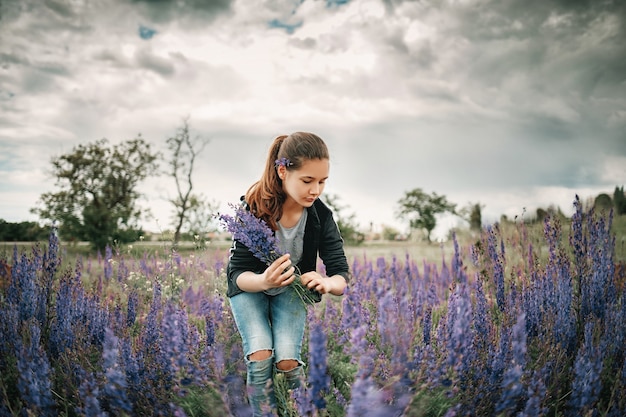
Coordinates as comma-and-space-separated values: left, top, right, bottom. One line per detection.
225, 198, 350, 302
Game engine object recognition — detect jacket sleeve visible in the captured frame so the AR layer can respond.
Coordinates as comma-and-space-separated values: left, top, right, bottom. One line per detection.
318, 211, 351, 283
226, 240, 267, 296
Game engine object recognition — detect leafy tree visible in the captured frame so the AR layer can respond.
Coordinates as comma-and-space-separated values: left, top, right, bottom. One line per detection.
458, 202, 484, 231
31, 137, 159, 250
594, 193, 613, 213
323, 194, 364, 245
396, 188, 456, 242
536, 207, 549, 223
381, 224, 403, 241
613, 186, 626, 215
166, 118, 213, 244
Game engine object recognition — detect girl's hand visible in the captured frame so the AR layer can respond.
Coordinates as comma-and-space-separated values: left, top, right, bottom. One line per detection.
300, 271, 331, 294
263, 253, 295, 289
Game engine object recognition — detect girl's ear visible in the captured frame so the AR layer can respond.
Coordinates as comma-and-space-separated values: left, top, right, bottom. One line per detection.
277, 165, 286, 180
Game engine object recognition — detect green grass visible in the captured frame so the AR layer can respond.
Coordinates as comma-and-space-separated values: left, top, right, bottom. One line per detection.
3, 213, 624, 266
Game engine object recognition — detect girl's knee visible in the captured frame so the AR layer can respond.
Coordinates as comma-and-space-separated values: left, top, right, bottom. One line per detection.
276, 359, 299, 371
248, 349, 272, 361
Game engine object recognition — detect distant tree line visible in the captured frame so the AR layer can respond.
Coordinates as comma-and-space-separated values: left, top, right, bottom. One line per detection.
0, 220, 49, 242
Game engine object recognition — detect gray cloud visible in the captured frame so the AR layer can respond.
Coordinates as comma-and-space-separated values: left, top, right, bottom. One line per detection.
0, 0, 624, 233
135, 48, 176, 75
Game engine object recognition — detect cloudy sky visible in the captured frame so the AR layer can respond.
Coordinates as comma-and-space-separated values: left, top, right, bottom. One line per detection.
1, 0, 625, 239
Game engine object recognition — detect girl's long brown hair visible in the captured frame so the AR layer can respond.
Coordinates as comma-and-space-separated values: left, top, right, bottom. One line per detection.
245, 132, 329, 230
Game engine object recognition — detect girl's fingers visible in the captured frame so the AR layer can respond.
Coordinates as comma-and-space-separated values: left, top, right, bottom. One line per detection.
282, 273, 295, 286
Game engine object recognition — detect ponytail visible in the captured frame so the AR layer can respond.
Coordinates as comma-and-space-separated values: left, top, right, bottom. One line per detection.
245, 132, 329, 230
245, 135, 288, 230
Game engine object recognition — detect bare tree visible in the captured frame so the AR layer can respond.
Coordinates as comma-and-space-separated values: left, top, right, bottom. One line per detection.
166, 118, 210, 244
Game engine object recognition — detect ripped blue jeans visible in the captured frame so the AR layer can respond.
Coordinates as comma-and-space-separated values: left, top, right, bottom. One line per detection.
229, 287, 306, 416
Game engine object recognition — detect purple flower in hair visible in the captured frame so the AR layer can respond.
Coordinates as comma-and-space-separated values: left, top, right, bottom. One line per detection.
274, 157, 291, 168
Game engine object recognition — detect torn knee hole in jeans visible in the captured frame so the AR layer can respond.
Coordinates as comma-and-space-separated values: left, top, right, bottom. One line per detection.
247, 349, 273, 362
276, 359, 300, 371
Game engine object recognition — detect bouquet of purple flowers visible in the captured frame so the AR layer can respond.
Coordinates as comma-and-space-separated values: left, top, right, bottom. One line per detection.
219, 203, 319, 305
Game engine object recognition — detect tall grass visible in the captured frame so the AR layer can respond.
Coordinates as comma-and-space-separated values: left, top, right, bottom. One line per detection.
1, 197, 624, 416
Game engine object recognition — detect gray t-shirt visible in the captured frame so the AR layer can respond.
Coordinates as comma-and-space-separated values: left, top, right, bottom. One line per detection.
263, 209, 307, 296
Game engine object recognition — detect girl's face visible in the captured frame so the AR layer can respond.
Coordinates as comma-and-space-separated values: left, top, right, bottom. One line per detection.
279, 158, 329, 208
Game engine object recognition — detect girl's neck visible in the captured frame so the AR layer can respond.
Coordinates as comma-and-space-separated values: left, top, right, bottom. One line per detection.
280, 199, 305, 228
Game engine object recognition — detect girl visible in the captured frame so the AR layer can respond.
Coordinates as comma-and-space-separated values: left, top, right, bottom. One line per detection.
226, 132, 350, 415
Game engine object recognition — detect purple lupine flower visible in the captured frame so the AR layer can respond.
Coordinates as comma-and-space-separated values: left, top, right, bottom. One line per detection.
143, 281, 162, 349
377, 291, 396, 347
140, 253, 153, 277
486, 225, 506, 311
5, 246, 19, 305
489, 322, 511, 390
121, 336, 140, 388
569, 195, 586, 276
16, 322, 55, 416
86, 294, 109, 348
496, 312, 527, 414
127, 290, 138, 327
161, 301, 190, 379
519, 368, 547, 416
76, 366, 107, 417
346, 377, 389, 417
117, 255, 128, 282
102, 327, 132, 414
308, 318, 330, 410
422, 305, 432, 346
602, 294, 626, 360
113, 304, 124, 331
0, 304, 19, 363
349, 325, 369, 365
36, 231, 58, 327
200, 294, 225, 348
445, 283, 473, 377
43, 230, 60, 278
16, 252, 37, 322
450, 233, 466, 284
50, 275, 76, 356
522, 261, 543, 340
569, 321, 603, 412
333, 386, 348, 409
219, 204, 282, 265
322, 297, 343, 343
554, 256, 576, 354
104, 245, 113, 281
292, 383, 316, 416
586, 212, 614, 320
472, 278, 491, 353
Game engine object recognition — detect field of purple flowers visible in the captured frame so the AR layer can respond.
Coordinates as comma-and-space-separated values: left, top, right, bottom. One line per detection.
1, 195, 625, 417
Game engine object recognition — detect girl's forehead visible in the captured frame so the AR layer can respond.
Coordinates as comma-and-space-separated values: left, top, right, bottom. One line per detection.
297, 158, 329, 174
